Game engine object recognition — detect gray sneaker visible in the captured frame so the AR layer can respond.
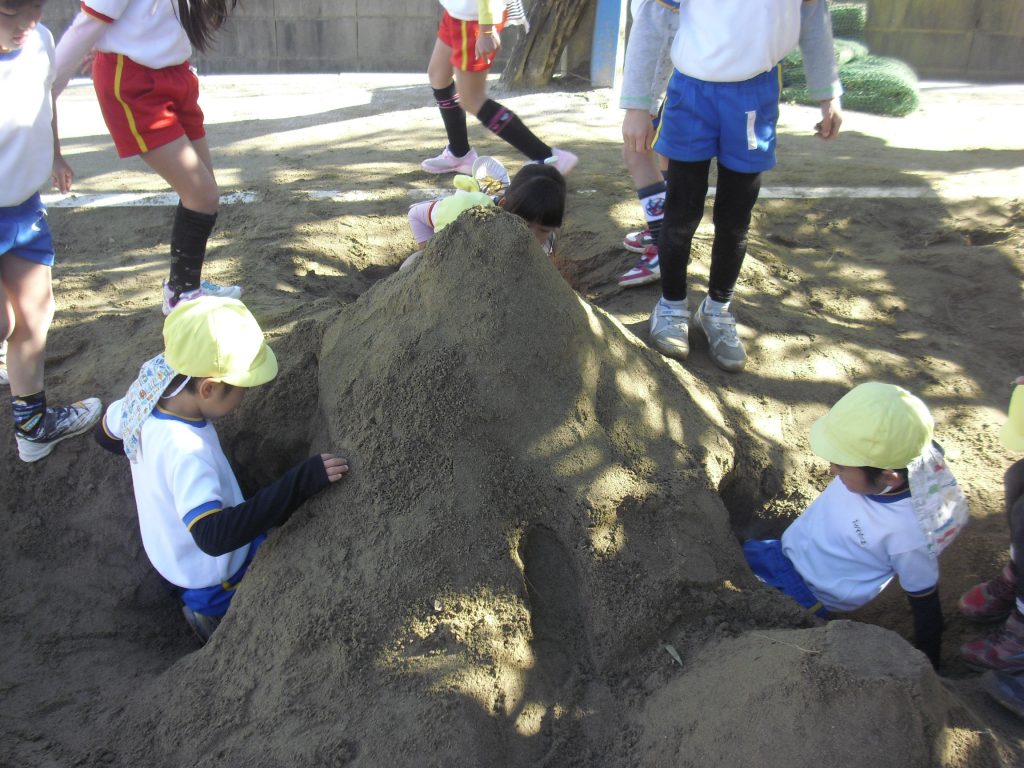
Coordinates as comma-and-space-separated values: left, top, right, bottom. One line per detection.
15, 397, 102, 462
694, 298, 746, 372
649, 300, 690, 360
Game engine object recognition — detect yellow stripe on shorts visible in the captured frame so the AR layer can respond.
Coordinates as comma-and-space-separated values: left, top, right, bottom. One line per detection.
460, 21, 470, 70
113, 54, 148, 154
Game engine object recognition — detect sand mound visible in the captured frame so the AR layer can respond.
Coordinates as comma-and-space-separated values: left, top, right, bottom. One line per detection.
82, 211, 998, 767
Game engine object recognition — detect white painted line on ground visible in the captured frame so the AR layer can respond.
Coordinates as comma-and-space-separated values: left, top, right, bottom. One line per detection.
40, 186, 946, 209
41, 190, 259, 208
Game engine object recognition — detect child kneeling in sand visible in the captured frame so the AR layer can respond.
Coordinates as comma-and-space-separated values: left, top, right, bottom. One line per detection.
743, 382, 967, 668
95, 297, 348, 642
403, 158, 567, 269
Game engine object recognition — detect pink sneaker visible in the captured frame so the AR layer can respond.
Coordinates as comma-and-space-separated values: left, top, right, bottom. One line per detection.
420, 147, 478, 174
162, 280, 244, 316
541, 148, 577, 176
623, 228, 655, 253
618, 245, 660, 287
961, 610, 1024, 672
959, 563, 1018, 623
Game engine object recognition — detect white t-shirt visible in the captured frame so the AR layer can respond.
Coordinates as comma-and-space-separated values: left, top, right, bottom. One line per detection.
0, 25, 55, 208
104, 398, 250, 590
439, 0, 508, 24
782, 477, 939, 612
671, 0, 803, 83
83, 0, 192, 70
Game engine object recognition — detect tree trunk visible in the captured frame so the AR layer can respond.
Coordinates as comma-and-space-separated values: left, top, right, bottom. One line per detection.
501, 0, 592, 87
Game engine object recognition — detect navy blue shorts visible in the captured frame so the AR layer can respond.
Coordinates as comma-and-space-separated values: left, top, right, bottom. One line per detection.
0, 193, 55, 267
742, 539, 829, 618
180, 533, 267, 617
654, 67, 781, 173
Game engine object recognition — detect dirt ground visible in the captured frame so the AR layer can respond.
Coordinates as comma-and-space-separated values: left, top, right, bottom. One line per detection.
1, 73, 1022, 766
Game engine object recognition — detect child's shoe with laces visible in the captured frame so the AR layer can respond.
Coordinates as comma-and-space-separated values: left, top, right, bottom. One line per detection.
623, 228, 655, 253
959, 563, 1018, 622
694, 297, 747, 372
961, 610, 1024, 672
15, 398, 102, 463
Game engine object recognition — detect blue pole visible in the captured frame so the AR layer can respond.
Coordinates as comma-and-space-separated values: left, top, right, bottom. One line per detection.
590, 0, 627, 88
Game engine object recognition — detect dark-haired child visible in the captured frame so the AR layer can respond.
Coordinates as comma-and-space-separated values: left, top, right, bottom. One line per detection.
96, 297, 348, 642
405, 159, 566, 268
53, 0, 243, 314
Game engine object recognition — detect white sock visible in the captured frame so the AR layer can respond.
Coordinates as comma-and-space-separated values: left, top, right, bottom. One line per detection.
703, 297, 730, 315
1017, 597, 1024, 615
659, 297, 687, 311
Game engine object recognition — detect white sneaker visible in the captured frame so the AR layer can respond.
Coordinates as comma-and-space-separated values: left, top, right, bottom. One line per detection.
15, 397, 102, 463
0, 339, 7, 387
162, 280, 243, 316
421, 147, 478, 174
694, 298, 747, 372
541, 148, 578, 175
649, 299, 690, 360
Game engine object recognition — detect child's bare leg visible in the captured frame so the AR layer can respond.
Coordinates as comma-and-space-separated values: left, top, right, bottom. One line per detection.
0, 255, 53, 396
455, 68, 555, 162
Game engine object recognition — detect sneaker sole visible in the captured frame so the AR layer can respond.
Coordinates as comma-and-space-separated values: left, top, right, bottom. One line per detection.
17, 400, 102, 463
618, 272, 660, 288
959, 607, 1015, 624
623, 240, 651, 254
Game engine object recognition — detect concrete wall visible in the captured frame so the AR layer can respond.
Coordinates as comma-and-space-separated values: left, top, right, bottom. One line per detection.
866, 0, 1024, 81
40, 0, 496, 74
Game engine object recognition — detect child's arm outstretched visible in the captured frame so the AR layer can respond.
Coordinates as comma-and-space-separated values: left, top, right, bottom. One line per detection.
907, 587, 944, 668
188, 453, 348, 556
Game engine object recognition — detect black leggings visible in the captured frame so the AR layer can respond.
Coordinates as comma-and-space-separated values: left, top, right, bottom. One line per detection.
658, 159, 761, 303
1007, 458, 1024, 600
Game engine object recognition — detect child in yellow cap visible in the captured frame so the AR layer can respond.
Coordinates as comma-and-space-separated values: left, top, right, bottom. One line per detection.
959, 376, 1024, 673
95, 297, 348, 643
744, 382, 967, 668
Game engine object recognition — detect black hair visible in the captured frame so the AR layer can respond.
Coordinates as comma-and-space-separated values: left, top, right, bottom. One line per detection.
161, 375, 234, 398
860, 466, 909, 488
176, 0, 239, 52
503, 163, 567, 228
2, 0, 44, 10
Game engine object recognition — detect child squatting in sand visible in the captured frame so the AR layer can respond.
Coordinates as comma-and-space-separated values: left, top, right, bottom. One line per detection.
95, 297, 348, 642
743, 382, 968, 668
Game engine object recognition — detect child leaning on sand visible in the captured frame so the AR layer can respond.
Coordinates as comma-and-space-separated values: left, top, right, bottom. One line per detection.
94, 297, 348, 643
743, 382, 968, 668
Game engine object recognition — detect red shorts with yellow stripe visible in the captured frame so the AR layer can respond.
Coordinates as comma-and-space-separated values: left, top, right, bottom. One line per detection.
91, 52, 206, 158
437, 11, 507, 72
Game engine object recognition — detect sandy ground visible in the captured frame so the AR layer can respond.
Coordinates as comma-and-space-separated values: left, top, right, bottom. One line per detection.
1, 73, 1022, 765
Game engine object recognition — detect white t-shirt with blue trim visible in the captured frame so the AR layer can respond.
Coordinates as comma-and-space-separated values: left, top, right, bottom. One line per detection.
782, 477, 939, 612
105, 398, 249, 589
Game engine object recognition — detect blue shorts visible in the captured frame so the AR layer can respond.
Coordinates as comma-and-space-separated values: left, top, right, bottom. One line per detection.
0, 193, 55, 267
654, 68, 781, 173
742, 539, 829, 618
180, 533, 267, 617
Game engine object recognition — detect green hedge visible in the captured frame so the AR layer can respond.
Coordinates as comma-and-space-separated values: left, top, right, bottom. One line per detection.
830, 2, 867, 39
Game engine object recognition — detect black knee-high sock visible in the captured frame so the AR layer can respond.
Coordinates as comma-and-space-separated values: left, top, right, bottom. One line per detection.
658, 159, 711, 301
707, 162, 761, 303
433, 82, 470, 157
476, 99, 551, 161
168, 203, 217, 296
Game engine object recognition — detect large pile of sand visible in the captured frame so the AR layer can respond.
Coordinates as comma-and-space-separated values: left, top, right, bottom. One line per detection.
65, 211, 998, 767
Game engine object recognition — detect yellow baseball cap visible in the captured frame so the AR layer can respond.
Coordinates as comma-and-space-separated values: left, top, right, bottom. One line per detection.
1001, 385, 1024, 451
809, 382, 934, 469
163, 297, 278, 387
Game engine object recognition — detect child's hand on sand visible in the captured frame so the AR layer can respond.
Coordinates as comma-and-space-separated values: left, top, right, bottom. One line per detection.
322, 454, 349, 483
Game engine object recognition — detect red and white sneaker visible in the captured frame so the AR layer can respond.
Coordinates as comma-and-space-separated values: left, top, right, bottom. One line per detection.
959, 563, 1018, 623
420, 147, 478, 175
961, 610, 1024, 672
617, 245, 660, 287
623, 228, 655, 253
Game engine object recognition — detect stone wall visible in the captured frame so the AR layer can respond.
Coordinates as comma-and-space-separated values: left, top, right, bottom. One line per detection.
866, 0, 1024, 81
